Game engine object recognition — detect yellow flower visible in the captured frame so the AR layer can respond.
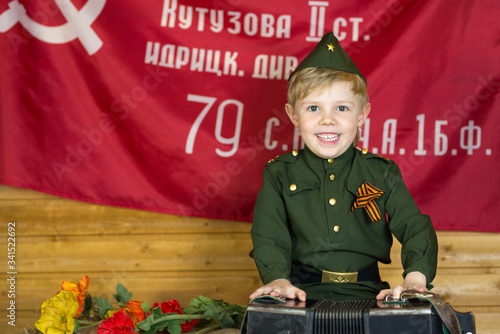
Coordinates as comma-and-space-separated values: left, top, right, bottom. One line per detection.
35, 290, 79, 334
62, 276, 89, 316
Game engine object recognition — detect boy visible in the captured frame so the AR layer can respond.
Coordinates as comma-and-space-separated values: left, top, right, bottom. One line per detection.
249, 32, 438, 302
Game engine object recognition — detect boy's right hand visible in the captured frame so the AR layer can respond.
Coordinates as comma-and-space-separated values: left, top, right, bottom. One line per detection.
249, 278, 307, 301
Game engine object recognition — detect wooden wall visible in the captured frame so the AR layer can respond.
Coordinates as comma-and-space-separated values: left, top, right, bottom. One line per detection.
1, 184, 499, 333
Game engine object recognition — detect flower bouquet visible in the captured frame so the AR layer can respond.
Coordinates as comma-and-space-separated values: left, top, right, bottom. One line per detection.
29, 276, 246, 334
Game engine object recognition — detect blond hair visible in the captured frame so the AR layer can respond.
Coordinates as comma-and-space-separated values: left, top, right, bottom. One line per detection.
287, 68, 369, 146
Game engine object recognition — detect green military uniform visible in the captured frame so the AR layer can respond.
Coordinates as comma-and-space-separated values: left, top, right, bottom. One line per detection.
250, 146, 438, 300
250, 32, 438, 301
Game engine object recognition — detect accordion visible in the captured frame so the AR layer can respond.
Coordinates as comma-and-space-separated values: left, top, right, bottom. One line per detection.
243, 296, 475, 334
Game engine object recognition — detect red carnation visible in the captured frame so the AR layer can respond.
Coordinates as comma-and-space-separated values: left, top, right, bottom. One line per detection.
149, 300, 198, 333
97, 311, 135, 334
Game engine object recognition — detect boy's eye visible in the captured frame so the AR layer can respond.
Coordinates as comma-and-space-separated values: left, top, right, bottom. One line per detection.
307, 105, 319, 112
337, 105, 349, 112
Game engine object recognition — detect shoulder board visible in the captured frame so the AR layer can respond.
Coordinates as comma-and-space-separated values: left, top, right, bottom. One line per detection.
266, 149, 300, 165
358, 148, 393, 163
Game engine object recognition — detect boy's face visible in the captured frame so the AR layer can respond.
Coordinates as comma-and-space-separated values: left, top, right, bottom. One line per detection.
285, 81, 370, 159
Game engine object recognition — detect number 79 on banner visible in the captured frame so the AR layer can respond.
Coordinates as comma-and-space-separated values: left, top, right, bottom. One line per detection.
185, 94, 244, 157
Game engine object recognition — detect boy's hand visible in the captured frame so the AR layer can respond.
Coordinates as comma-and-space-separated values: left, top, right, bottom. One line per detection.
376, 271, 427, 300
249, 278, 307, 301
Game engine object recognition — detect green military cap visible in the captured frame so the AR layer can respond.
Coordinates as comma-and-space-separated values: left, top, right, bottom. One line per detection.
289, 32, 367, 84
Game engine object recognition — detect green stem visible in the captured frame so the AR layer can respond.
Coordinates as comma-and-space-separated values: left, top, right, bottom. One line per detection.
149, 314, 207, 326
78, 320, 101, 325
77, 320, 102, 329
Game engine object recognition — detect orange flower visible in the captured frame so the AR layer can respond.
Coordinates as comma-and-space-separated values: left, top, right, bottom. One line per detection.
61, 276, 89, 317
119, 300, 146, 324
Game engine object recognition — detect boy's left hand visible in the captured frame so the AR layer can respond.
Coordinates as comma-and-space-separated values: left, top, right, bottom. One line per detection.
376, 271, 427, 300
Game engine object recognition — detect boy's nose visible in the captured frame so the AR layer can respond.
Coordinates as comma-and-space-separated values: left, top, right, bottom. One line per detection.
319, 111, 336, 125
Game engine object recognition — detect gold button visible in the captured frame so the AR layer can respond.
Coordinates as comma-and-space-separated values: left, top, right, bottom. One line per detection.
328, 158, 334, 164
329, 198, 336, 206
290, 184, 297, 191
361, 148, 368, 154
329, 174, 335, 181
292, 150, 298, 156
333, 225, 340, 233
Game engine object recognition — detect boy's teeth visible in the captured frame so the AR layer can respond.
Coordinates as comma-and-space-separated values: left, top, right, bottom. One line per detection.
317, 134, 339, 141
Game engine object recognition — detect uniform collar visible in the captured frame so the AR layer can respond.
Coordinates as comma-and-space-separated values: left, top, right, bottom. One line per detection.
302, 145, 355, 169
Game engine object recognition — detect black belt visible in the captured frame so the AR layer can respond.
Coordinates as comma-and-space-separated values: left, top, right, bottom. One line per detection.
289, 262, 381, 284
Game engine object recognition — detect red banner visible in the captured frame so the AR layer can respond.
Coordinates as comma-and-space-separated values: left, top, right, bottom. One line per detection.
1, 0, 499, 232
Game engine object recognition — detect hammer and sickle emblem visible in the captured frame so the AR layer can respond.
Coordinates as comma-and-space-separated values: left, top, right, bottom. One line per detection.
0, 0, 106, 55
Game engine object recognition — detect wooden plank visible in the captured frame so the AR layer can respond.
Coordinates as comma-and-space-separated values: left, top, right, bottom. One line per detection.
4, 203, 500, 269
0, 310, 43, 334
471, 311, 500, 334
5, 271, 499, 318
379, 267, 500, 307
5, 265, 497, 309
432, 307, 500, 334
431, 268, 500, 307
2, 268, 499, 311
0, 202, 251, 236
387, 231, 500, 268
2, 268, 499, 333
4, 234, 256, 273
3, 187, 500, 262
1, 271, 261, 311
4, 232, 499, 273
3, 187, 500, 267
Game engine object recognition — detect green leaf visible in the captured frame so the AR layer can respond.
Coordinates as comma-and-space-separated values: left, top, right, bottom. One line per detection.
113, 283, 132, 304
73, 319, 80, 333
182, 306, 199, 315
137, 312, 192, 334
141, 301, 151, 314
142, 325, 159, 334
165, 319, 183, 334
79, 294, 93, 318
198, 295, 213, 303
191, 298, 202, 306
136, 314, 154, 331
93, 296, 114, 318
152, 306, 163, 317
185, 295, 246, 329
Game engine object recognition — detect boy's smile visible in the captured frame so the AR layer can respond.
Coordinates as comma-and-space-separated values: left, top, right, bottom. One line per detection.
285, 81, 370, 159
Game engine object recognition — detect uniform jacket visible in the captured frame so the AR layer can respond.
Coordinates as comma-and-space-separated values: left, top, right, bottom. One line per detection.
250, 145, 438, 298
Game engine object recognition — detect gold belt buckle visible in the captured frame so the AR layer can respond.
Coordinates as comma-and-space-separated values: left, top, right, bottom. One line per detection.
321, 270, 358, 283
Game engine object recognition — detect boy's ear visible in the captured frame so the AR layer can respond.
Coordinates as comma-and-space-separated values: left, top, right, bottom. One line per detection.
285, 103, 299, 126
357, 103, 371, 127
